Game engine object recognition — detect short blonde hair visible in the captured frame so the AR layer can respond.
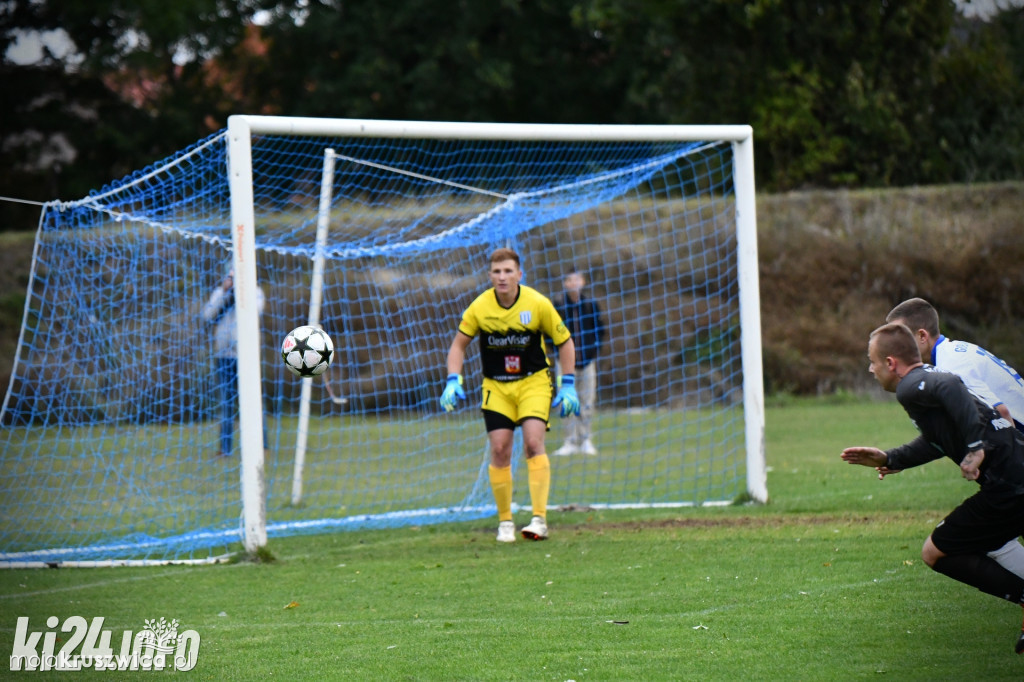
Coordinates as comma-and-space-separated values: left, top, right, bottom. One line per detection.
870, 322, 920, 365
489, 247, 520, 267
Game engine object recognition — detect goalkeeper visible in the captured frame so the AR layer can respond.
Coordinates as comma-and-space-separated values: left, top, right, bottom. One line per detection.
439, 247, 579, 543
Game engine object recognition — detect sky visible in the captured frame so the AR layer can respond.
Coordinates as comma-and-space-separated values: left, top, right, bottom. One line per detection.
955, 0, 1024, 17
6, 27, 72, 65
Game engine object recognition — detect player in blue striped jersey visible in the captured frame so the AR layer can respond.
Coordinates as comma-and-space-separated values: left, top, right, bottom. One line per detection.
888, 297, 1024, 432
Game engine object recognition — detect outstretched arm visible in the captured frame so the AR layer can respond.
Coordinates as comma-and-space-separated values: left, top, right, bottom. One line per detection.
439, 332, 473, 412
551, 338, 580, 417
201, 276, 233, 322
841, 446, 902, 480
557, 337, 576, 378
445, 331, 473, 376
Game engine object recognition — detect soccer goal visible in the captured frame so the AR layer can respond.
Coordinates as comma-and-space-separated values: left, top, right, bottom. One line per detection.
0, 116, 765, 566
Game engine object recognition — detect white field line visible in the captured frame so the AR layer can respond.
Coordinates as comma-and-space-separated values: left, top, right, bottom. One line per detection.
0, 569, 182, 601
9, 571, 899, 633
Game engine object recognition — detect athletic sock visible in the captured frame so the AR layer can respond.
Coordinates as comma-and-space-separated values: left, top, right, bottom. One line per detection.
931, 554, 1024, 603
527, 454, 550, 519
988, 541, 1024, 578
488, 465, 513, 522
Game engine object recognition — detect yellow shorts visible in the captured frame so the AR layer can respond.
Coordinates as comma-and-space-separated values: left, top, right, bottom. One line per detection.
481, 370, 554, 427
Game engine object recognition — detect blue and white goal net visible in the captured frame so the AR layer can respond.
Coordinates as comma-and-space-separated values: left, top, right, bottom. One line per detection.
0, 118, 764, 566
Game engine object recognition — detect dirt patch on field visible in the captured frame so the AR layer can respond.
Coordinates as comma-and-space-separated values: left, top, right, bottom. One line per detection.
483, 508, 943, 535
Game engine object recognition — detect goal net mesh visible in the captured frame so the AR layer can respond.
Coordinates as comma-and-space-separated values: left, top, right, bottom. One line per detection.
0, 126, 750, 564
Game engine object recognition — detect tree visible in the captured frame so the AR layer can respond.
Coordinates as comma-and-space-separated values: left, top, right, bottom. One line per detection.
248, 0, 649, 124
930, 8, 1024, 182
2, 0, 1023, 231
0, 0, 269, 230
739, 0, 958, 188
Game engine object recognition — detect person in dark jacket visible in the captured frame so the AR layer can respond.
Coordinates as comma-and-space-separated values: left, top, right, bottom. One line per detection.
842, 322, 1024, 654
552, 269, 607, 457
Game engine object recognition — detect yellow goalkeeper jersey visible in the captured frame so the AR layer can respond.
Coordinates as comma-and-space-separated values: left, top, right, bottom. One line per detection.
458, 284, 570, 382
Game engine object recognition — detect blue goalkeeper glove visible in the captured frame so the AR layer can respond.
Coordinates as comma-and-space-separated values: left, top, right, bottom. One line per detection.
439, 374, 466, 412
551, 374, 580, 418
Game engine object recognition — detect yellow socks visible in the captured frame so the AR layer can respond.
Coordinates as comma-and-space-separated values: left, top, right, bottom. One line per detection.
527, 454, 550, 519
488, 465, 513, 521
490, 456, 551, 521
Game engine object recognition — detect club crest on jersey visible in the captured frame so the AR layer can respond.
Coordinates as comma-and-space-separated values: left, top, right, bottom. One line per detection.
519, 311, 532, 325
505, 356, 522, 374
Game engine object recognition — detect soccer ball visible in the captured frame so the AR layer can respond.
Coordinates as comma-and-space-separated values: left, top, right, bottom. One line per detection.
281, 326, 334, 377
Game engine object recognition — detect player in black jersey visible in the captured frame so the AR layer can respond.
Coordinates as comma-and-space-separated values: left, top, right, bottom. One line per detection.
842, 322, 1024, 653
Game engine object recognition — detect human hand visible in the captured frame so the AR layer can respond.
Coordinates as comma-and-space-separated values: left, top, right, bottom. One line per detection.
840, 446, 890, 477
439, 374, 465, 412
960, 449, 984, 481
551, 374, 580, 418
874, 466, 902, 480
841, 447, 901, 480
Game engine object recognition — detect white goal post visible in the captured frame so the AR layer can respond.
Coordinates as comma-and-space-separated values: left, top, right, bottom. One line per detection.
225, 116, 766, 555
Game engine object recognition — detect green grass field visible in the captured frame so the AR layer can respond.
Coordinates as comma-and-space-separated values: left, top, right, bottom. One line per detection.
1, 405, 748, 558
3, 397, 1024, 680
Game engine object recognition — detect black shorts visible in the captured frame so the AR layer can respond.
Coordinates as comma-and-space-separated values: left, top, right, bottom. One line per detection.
931, 490, 1024, 555
482, 409, 548, 433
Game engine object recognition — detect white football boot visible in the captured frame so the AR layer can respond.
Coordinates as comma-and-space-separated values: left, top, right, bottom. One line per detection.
552, 442, 578, 457
520, 516, 548, 541
496, 520, 516, 543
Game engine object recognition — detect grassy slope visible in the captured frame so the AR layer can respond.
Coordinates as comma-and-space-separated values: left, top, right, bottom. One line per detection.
0, 230, 34, 392
2, 181, 1022, 397
757, 181, 1024, 394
